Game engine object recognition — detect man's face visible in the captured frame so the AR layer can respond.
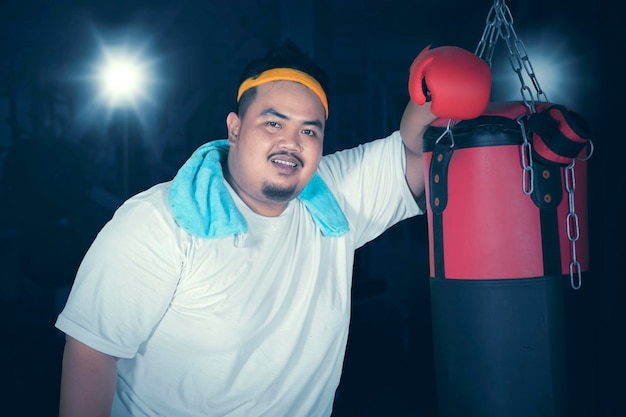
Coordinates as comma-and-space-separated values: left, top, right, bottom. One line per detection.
225, 80, 326, 216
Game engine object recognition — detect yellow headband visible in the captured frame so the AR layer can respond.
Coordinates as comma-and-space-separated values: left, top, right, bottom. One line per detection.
237, 68, 328, 119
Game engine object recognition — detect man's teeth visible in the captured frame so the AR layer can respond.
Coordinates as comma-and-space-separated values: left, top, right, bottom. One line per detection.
273, 159, 296, 167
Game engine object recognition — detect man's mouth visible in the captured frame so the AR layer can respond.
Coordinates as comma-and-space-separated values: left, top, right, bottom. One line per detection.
271, 158, 297, 168
269, 152, 302, 170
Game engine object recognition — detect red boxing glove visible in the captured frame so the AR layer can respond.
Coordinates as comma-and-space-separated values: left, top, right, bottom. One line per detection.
409, 45, 492, 120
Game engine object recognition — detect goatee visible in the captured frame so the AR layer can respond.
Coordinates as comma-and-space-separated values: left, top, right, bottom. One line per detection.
262, 183, 297, 202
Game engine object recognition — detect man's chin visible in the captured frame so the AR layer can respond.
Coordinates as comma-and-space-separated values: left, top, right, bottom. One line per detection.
262, 184, 299, 202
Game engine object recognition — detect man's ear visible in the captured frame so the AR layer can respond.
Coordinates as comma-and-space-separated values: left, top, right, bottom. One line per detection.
226, 112, 241, 144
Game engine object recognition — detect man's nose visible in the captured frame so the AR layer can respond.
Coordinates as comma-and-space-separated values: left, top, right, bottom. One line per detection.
278, 130, 303, 152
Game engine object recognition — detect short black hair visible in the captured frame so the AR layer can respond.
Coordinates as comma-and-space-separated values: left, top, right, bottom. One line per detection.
236, 40, 329, 118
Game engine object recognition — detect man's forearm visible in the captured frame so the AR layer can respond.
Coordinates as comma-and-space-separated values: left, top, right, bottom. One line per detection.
400, 101, 437, 158
400, 101, 436, 198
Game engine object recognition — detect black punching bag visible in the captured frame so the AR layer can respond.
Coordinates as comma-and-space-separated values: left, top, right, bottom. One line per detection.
424, 101, 591, 417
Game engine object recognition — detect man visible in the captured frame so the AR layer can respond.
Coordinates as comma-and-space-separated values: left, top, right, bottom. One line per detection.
55, 41, 490, 417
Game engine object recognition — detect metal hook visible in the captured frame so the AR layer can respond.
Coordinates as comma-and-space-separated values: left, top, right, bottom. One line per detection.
577, 140, 594, 161
434, 119, 456, 149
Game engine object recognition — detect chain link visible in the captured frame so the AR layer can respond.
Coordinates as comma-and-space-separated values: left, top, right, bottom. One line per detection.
565, 162, 582, 289
517, 115, 534, 195
476, 0, 584, 289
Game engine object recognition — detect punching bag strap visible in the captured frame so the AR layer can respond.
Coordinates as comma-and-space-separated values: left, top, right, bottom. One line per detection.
429, 134, 455, 279
530, 161, 563, 210
530, 160, 563, 276
429, 140, 454, 215
526, 105, 592, 166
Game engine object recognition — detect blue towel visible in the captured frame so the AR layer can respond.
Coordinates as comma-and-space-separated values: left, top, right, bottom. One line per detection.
168, 139, 349, 239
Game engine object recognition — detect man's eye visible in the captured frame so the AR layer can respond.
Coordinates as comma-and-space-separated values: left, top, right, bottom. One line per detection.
302, 129, 315, 136
266, 121, 280, 128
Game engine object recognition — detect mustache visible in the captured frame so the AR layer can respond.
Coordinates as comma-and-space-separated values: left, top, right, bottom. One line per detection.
268, 150, 303, 166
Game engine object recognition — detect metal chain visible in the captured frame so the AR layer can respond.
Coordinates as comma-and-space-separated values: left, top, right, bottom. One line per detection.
475, 0, 549, 113
517, 115, 534, 195
565, 162, 582, 289
476, 0, 584, 289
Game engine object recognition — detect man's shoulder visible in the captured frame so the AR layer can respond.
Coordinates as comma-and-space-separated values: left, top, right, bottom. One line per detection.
111, 181, 176, 229
127, 181, 172, 206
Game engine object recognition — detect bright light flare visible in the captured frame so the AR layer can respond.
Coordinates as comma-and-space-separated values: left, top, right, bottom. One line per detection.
100, 58, 144, 101
68, 25, 166, 143
95, 49, 152, 109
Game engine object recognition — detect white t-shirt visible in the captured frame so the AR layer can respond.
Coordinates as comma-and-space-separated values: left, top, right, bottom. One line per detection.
55, 131, 421, 417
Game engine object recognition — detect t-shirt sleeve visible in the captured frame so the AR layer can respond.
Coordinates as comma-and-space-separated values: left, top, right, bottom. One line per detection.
317, 131, 422, 249
55, 184, 188, 358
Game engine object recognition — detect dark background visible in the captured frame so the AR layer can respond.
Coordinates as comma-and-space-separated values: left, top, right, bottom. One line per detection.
0, 1, 622, 416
